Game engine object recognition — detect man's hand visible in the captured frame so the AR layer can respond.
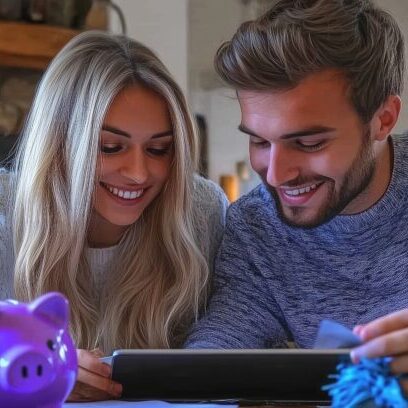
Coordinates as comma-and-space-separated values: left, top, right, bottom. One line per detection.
66, 349, 123, 402
351, 309, 408, 394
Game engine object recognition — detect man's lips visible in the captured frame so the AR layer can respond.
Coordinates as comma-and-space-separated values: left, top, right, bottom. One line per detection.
277, 182, 324, 206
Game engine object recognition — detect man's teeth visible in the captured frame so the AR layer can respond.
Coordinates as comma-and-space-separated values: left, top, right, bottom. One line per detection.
104, 184, 143, 200
284, 183, 318, 196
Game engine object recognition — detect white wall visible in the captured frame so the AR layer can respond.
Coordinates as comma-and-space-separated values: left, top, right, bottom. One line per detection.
191, 87, 261, 193
189, 1, 253, 187
110, 0, 188, 94
188, 0, 245, 91
381, 0, 408, 133
191, 88, 247, 181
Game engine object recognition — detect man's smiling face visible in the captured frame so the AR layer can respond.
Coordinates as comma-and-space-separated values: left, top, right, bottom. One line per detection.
238, 70, 381, 228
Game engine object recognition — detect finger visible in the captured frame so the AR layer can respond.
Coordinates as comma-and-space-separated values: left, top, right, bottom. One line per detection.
66, 381, 114, 402
90, 348, 105, 358
77, 366, 122, 398
399, 379, 408, 398
77, 349, 111, 378
351, 328, 408, 362
390, 355, 408, 375
353, 324, 364, 337
358, 309, 408, 342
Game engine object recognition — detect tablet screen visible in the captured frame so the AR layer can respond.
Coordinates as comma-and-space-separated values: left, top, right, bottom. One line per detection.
111, 349, 349, 403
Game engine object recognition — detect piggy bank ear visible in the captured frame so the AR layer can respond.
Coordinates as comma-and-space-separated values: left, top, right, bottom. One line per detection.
31, 292, 69, 329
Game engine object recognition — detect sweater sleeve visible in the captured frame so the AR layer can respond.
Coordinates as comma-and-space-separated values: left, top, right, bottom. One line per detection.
0, 169, 14, 300
192, 175, 229, 274
185, 203, 288, 349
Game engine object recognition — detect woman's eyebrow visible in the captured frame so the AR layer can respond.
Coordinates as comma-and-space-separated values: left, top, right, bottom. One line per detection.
102, 126, 173, 139
151, 130, 173, 139
102, 125, 130, 138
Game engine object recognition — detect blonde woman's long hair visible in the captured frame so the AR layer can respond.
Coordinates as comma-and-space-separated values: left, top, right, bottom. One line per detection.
13, 31, 208, 352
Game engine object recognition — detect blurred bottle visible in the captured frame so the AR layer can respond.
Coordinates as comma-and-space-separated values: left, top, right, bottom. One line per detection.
85, 0, 108, 30
28, 0, 46, 22
85, 0, 126, 34
219, 174, 240, 202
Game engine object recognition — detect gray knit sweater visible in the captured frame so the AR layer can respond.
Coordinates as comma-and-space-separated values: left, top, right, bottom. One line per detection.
186, 134, 408, 349
0, 172, 228, 299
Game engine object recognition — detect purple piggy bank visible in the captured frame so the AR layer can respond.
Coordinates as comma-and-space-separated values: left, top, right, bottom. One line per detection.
0, 292, 77, 407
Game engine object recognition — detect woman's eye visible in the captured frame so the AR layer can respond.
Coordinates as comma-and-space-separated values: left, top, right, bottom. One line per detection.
147, 146, 172, 156
101, 144, 122, 154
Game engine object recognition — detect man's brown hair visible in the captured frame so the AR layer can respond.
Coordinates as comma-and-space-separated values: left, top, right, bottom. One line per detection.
215, 0, 405, 123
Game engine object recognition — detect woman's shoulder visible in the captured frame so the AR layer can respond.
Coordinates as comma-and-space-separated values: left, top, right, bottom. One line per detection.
0, 168, 12, 218
192, 174, 229, 217
191, 175, 229, 266
0, 168, 14, 300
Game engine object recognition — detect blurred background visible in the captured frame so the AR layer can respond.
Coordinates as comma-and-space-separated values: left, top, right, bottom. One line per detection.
0, 0, 407, 201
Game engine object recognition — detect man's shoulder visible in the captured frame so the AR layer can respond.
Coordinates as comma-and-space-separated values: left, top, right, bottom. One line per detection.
390, 133, 408, 188
393, 132, 408, 160
224, 183, 282, 243
228, 183, 275, 219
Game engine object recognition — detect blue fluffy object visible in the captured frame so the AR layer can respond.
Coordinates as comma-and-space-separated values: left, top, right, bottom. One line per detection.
323, 358, 408, 408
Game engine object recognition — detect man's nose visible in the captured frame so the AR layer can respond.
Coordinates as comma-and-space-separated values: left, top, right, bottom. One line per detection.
266, 144, 299, 187
121, 148, 149, 184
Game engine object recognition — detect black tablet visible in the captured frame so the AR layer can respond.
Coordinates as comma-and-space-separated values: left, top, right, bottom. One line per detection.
110, 349, 350, 403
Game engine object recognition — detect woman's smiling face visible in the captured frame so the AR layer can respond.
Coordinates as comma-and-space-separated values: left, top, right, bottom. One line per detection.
92, 85, 173, 242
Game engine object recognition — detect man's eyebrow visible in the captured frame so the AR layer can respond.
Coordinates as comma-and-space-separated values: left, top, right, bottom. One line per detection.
238, 124, 336, 139
102, 125, 173, 139
280, 126, 336, 140
238, 124, 258, 137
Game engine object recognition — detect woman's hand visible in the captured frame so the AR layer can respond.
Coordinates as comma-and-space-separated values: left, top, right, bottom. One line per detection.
66, 349, 123, 402
351, 309, 408, 394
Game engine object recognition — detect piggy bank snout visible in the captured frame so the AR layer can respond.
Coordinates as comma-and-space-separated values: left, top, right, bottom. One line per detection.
1, 347, 55, 394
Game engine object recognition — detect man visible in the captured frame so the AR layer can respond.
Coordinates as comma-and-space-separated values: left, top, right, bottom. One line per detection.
186, 0, 408, 384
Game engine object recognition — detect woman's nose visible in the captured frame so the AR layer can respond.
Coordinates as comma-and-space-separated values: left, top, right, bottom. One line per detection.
120, 149, 149, 184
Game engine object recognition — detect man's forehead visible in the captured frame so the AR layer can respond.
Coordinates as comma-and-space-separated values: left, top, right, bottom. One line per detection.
237, 69, 350, 105
237, 75, 353, 129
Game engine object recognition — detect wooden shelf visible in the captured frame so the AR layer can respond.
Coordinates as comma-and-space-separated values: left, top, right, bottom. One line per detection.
0, 21, 80, 70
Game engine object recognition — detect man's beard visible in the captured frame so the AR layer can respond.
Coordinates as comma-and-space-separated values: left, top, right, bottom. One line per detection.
266, 130, 376, 228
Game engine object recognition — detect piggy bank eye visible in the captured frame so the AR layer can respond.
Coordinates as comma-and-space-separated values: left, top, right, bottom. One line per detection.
47, 339, 56, 351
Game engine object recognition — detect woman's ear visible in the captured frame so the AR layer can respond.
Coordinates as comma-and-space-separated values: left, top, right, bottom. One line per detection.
371, 95, 401, 142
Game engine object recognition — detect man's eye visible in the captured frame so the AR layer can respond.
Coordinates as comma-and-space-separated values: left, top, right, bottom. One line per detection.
101, 144, 122, 154
250, 138, 269, 147
296, 140, 325, 151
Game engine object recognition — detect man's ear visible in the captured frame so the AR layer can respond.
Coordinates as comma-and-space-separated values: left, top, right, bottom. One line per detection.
371, 95, 401, 141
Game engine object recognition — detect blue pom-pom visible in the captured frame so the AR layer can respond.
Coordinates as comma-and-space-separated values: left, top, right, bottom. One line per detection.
323, 357, 408, 408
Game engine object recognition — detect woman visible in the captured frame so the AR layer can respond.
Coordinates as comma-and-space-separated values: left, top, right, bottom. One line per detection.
0, 31, 228, 401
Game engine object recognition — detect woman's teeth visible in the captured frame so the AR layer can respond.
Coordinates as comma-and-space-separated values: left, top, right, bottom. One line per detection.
103, 183, 143, 200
